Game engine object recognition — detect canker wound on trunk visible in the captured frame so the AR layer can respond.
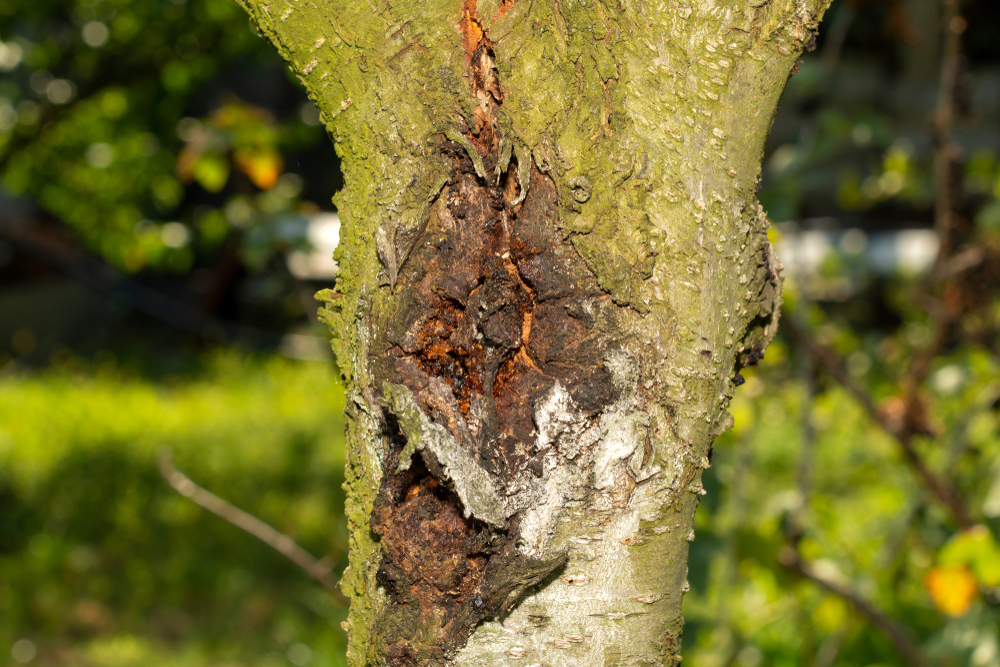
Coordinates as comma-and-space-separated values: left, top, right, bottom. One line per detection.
367, 4, 621, 664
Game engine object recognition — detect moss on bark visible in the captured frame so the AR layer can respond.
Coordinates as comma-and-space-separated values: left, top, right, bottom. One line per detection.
236, 0, 831, 664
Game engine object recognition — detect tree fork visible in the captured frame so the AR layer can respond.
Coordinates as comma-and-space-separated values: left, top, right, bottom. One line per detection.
234, 0, 830, 664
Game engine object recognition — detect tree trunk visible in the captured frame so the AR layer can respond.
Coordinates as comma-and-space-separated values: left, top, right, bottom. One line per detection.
235, 0, 829, 664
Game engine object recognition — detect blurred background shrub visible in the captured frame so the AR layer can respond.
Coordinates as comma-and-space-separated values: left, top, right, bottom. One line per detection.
3, 0, 1000, 666
0, 354, 348, 666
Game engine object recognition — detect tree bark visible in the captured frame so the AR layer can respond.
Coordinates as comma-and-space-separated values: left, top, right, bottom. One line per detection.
234, 0, 830, 664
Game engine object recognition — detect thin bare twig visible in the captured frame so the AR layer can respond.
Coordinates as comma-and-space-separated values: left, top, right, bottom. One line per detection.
890, 0, 977, 435
783, 318, 973, 528
819, 1, 857, 87
783, 318, 927, 666
780, 548, 926, 667
932, 0, 965, 262
812, 628, 847, 667
158, 451, 348, 604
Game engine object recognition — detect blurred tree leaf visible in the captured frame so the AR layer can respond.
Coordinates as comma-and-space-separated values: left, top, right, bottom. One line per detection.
925, 564, 978, 617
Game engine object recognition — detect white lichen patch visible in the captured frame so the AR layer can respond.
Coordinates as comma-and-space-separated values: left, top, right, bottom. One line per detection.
533, 381, 585, 456
448, 346, 692, 667
516, 462, 572, 557
593, 410, 650, 489
454, 488, 677, 667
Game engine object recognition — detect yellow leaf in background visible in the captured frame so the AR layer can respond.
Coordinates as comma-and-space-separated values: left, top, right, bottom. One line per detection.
235, 147, 283, 190
925, 564, 978, 617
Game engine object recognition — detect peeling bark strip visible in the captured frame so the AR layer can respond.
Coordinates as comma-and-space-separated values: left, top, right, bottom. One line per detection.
234, 0, 831, 664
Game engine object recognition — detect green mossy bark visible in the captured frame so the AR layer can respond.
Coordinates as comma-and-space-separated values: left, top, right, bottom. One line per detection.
236, 0, 830, 664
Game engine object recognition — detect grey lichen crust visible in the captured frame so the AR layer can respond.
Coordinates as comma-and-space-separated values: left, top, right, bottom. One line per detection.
233, 0, 829, 663
384, 345, 687, 666
452, 353, 690, 667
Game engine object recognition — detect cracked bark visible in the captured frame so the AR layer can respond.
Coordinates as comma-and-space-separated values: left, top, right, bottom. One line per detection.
233, 0, 830, 664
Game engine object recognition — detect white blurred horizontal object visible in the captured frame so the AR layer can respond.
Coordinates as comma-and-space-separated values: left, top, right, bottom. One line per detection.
774, 221, 941, 301
775, 221, 939, 279
287, 212, 340, 280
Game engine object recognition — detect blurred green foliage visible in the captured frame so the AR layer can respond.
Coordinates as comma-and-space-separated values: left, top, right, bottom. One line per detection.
5, 322, 998, 667
683, 336, 1000, 667
0, 353, 349, 667
3, 0, 1000, 666
679, 0, 1000, 651
0, 0, 336, 273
